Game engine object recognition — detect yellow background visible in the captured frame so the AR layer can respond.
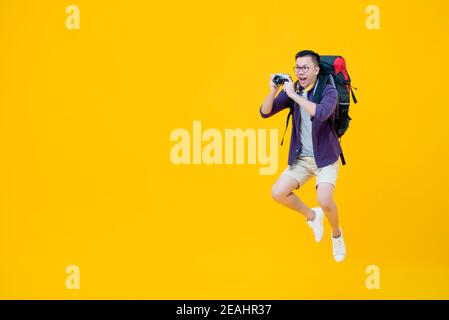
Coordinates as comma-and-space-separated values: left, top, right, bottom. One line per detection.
1, 0, 449, 299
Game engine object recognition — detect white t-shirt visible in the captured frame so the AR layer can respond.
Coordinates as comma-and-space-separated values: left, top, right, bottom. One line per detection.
299, 91, 314, 157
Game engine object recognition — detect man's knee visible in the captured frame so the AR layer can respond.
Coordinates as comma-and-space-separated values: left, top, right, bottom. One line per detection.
271, 185, 286, 203
317, 183, 336, 210
317, 195, 335, 211
272, 183, 295, 203
271, 175, 298, 203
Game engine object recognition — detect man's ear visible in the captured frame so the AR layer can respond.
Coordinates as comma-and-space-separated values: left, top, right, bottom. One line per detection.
315, 66, 320, 76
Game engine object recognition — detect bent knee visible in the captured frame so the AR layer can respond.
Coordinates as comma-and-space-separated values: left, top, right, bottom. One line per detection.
271, 186, 287, 202
317, 197, 335, 211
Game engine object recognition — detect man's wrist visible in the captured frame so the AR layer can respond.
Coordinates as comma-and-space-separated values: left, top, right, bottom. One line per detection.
287, 91, 298, 99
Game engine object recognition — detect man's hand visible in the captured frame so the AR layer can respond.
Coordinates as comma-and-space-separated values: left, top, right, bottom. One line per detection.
284, 77, 318, 117
269, 74, 281, 94
283, 77, 296, 98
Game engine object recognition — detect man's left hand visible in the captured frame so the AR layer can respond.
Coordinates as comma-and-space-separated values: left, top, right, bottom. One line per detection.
283, 78, 296, 98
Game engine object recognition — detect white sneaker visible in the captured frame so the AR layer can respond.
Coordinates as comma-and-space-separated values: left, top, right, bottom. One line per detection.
307, 207, 324, 242
332, 228, 346, 262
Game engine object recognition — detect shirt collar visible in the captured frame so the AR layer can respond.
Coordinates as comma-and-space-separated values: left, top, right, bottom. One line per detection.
296, 79, 318, 94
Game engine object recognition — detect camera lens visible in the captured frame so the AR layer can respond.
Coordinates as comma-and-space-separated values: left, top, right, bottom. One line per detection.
272, 75, 284, 85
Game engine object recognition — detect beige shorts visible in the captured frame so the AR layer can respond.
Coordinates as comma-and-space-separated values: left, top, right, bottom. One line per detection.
282, 156, 339, 189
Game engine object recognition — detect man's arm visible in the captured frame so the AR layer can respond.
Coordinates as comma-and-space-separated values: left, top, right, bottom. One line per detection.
284, 81, 338, 121
260, 74, 293, 118
260, 90, 292, 118
260, 89, 277, 116
285, 92, 317, 116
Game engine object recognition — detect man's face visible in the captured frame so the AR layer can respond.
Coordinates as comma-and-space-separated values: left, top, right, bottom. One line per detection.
294, 56, 320, 88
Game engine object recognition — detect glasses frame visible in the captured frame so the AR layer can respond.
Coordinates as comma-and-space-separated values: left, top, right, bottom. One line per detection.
293, 65, 313, 73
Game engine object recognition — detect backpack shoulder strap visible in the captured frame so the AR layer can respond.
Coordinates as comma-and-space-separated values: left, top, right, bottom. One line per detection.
280, 80, 301, 146
311, 73, 329, 103
280, 107, 293, 146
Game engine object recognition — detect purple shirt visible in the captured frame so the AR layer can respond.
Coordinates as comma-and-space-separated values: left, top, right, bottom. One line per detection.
259, 83, 342, 168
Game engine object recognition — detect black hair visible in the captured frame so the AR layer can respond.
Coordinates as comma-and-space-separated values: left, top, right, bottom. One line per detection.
295, 50, 320, 66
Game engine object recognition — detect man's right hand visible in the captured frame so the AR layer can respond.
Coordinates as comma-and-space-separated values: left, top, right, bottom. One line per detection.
270, 74, 281, 94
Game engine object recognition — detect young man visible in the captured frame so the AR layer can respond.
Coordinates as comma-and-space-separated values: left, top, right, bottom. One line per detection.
259, 50, 346, 262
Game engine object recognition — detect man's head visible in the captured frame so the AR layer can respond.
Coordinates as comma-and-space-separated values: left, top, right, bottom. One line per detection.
294, 50, 320, 88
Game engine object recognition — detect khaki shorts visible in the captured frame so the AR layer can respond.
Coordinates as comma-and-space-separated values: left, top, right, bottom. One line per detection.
282, 156, 339, 189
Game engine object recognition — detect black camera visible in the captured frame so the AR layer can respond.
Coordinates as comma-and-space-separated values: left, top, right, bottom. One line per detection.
272, 73, 291, 86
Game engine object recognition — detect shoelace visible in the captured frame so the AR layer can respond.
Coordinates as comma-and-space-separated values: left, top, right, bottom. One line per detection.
334, 237, 344, 252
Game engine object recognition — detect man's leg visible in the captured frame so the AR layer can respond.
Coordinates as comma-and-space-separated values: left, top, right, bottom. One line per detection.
316, 183, 341, 237
271, 174, 315, 220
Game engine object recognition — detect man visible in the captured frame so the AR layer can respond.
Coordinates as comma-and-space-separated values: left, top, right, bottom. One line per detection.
259, 50, 346, 262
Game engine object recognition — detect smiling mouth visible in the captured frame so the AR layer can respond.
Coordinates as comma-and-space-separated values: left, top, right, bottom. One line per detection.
299, 77, 307, 82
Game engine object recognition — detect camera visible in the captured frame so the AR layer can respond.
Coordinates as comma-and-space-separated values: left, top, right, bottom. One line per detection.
272, 73, 291, 86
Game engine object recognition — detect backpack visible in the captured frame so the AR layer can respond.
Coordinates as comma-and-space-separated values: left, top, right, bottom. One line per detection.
280, 55, 357, 165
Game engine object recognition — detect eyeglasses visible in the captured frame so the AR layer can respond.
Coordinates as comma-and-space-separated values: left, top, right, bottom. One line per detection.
293, 65, 311, 73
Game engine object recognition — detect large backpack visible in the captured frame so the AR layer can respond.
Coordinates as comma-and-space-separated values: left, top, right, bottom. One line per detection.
280, 55, 357, 165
